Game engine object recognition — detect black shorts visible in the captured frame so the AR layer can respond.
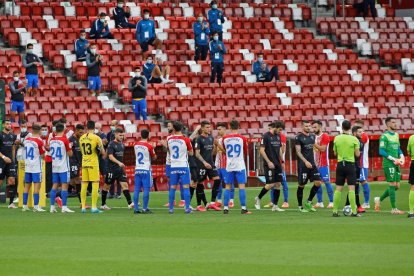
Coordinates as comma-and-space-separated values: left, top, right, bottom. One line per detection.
197, 165, 219, 182
336, 161, 357, 186
105, 169, 127, 185
140, 37, 156, 52
190, 166, 198, 182
70, 163, 80, 179
264, 165, 283, 184
355, 167, 361, 185
409, 161, 414, 185
0, 160, 17, 180
298, 165, 320, 185
149, 77, 162, 84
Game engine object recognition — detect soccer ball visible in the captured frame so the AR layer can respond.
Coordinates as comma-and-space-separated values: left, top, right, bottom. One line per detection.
343, 206, 352, 216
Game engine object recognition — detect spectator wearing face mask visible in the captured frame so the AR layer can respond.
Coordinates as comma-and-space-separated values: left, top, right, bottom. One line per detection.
75, 30, 90, 61
22, 43, 42, 97
252, 53, 279, 82
129, 67, 148, 120
193, 13, 210, 62
142, 56, 173, 84
208, 1, 225, 41
113, 0, 135, 29
90, 12, 114, 40
136, 9, 162, 55
209, 32, 226, 85
8, 71, 27, 124
86, 44, 103, 96
106, 120, 119, 145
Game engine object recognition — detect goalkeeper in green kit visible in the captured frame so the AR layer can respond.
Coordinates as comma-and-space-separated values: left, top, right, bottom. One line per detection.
374, 117, 405, 215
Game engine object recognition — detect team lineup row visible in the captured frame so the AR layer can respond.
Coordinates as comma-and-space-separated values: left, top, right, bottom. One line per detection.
1, 116, 413, 217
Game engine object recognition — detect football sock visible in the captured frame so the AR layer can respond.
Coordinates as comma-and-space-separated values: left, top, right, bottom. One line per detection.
224, 189, 230, 207
91, 182, 99, 209
50, 189, 57, 206
101, 190, 108, 205
9, 185, 17, 205
217, 182, 223, 200
270, 186, 274, 203
81, 183, 88, 209
326, 182, 334, 202
308, 185, 319, 202
196, 183, 207, 206
355, 184, 361, 207
230, 184, 235, 200
33, 193, 39, 206
190, 187, 195, 200
180, 185, 184, 201
23, 192, 29, 206
169, 187, 176, 210
123, 189, 132, 205
317, 186, 323, 203
297, 186, 304, 208
258, 187, 269, 200
282, 178, 289, 202
133, 185, 140, 212
389, 186, 396, 209
380, 188, 390, 202
211, 179, 221, 202
143, 187, 150, 210
239, 188, 246, 208
272, 189, 280, 205
349, 190, 357, 214
61, 190, 68, 207
333, 190, 342, 213
362, 182, 370, 203
409, 189, 414, 214
183, 187, 190, 209
77, 184, 82, 203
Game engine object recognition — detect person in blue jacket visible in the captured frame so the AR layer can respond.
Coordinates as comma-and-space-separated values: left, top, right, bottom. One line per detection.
74, 30, 90, 61
136, 9, 162, 55
90, 12, 114, 40
209, 32, 226, 85
193, 12, 210, 61
208, 1, 225, 41
252, 53, 279, 82
113, 0, 135, 28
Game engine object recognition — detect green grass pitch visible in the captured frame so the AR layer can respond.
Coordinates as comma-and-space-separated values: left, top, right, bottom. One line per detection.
0, 182, 413, 276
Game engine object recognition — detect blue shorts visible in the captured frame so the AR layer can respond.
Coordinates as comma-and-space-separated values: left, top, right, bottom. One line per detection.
360, 168, 369, 182
11, 101, 24, 113
52, 172, 70, 184
218, 168, 227, 181
225, 170, 247, 185
26, 74, 39, 88
88, 76, 101, 90
169, 167, 191, 186
166, 164, 171, 178
134, 170, 152, 189
25, 172, 42, 183
318, 166, 330, 183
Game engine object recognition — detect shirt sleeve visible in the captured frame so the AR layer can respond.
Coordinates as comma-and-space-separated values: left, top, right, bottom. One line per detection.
195, 137, 201, 150
280, 133, 287, 144
186, 138, 193, 151
294, 135, 301, 146
321, 133, 330, 146
243, 136, 248, 155
148, 144, 156, 158
260, 134, 267, 148
38, 140, 45, 155
107, 142, 114, 156
361, 133, 369, 144
64, 138, 72, 152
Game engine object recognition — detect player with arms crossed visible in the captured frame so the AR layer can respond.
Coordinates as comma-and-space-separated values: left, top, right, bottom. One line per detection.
254, 121, 285, 212
406, 133, 414, 218
22, 124, 45, 212
355, 120, 371, 208
312, 120, 334, 208
79, 121, 106, 214
49, 123, 74, 213
332, 120, 361, 217
101, 128, 133, 210
295, 120, 322, 213
222, 120, 251, 215
375, 117, 405, 215
133, 129, 157, 214
167, 121, 193, 214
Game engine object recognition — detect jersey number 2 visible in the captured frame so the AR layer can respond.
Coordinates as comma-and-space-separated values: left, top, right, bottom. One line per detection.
226, 144, 241, 158
137, 152, 144, 165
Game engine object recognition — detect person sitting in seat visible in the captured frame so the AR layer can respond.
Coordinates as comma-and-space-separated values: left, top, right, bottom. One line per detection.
252, 53, 279, 82
142, 56, 173, 84
90, 12, 114, 40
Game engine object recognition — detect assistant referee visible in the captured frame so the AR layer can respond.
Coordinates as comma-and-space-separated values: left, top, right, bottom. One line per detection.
332, 120, 361, 217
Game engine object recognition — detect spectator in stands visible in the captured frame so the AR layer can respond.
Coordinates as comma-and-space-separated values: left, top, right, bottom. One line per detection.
8, 71, 27, 124
209, 32, 226, 85
143, 56, 173, 84
252, 53, 279, 82
208, 1, 225, 41
136, 9, 162, 55
193, 13, 210, 61
22, 43, 42, 97
129, 67, 148, 120
113, 0, 135, 29
75, 30, 90, 61
86, 44, 103, 96
90, 12, 114, 40
363, 0, 377, 18
106, 120, 119, 144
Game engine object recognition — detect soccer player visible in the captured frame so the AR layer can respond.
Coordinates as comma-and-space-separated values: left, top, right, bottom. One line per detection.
215, 122, 235, 208
133, 129, 156, 214
312, 120, 334, 208
69, 124, 84, 206
355, 120, 371, 208
101, 128, 133, 210
295, 120, 322, 212
167, 121, 193, 214
332, 120, 361, 217
49, 123, 74, 213
195, 121, 222, 211
79, 121, 106, 213
374, 117, 405, 215
254, 121, 285, 212
0, 119, 17, 209
222, 120, 251, 215
22, 124, 45, 212
406, 134, 414, 218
